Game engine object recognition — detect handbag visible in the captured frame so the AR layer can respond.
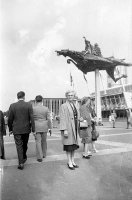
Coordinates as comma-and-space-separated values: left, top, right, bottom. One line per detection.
91, 127, 99, 141
109, 115, 112, 122
80, 120, 88, 128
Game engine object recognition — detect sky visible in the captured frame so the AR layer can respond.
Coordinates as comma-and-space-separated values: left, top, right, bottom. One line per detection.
0, 0, 132, 111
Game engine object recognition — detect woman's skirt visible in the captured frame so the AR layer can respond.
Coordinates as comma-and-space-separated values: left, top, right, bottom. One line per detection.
63, 144, 79, 152
80, 126, 92, 144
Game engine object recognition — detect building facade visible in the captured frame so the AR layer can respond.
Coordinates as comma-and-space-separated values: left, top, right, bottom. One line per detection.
30, 84, 132, 119
31, 98, 66, 117
107, 66, 128, 88
91, 83, 132, 118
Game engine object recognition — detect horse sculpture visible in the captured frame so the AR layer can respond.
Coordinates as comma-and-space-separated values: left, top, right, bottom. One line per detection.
56, 37, 132, 82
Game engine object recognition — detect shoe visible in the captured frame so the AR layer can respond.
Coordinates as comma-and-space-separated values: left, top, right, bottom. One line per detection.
87, 151, 92, 156
67, 163, 75, 170
37, 159, 43, 162
72, 164, 79, 168
82, 155, 90, 159
18, 164, 24, 170
1, 156, 5, 160
92, 149, 98, 153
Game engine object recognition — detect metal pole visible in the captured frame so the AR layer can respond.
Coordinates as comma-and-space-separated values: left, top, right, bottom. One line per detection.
50, 99, 52, 113
95, 69, 102, 120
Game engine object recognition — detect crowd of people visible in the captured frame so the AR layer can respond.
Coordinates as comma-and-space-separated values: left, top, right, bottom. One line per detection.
3, 89, 132, 171
0, 91, 52, 170
52, 90, 99, 170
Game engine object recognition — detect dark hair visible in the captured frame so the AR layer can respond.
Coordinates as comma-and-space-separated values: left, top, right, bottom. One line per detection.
35, 95, 43, 102
17, 91, 25, 99
81, 96, 91, 105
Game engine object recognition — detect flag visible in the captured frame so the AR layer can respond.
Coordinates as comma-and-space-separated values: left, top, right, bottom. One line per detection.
83, 73, 90, 95
83, 73, 87, 83
70, 72, 73, 86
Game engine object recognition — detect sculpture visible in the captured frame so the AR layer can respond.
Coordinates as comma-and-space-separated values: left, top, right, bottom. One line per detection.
56, 37, 132, 82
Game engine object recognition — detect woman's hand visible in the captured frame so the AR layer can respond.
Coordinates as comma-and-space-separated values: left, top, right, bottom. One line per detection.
33, 132, 37, 139
80, 117, 84, 122
64, 130, 68, 137
91, 118, 95, 122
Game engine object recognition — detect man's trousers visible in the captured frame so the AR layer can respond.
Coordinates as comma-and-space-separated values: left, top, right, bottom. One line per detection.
14, 134, 29, 164
0, 136, 5, 159
35, 132, 47, 159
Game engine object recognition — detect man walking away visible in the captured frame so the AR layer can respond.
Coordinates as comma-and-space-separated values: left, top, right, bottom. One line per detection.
33, 95, 52, 162
8, 91, 35, 170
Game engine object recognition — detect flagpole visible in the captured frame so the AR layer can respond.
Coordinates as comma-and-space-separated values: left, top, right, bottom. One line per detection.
83, 73, 90, 96
70, 72, 74, 90
116, 67, 126, 92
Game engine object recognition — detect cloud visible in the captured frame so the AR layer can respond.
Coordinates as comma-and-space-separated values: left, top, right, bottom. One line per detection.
28, 17, 65, 67
18, 29, 29, 44
54, 0, 80, 15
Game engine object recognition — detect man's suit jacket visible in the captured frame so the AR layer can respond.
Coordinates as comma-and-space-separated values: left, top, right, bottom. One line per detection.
0, 110, 6, 137
33, 104, 52, 132
8, 100, 35, 135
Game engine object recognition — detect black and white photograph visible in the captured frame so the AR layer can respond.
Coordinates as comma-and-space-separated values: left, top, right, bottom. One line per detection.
0, 0, 132, 200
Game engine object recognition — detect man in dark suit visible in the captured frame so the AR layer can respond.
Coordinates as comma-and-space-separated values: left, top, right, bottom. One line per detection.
0, 110, 6, 159
8, 91, 35, 170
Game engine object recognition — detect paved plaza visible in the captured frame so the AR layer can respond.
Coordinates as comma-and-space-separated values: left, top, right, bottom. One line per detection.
0, 119, 132, 200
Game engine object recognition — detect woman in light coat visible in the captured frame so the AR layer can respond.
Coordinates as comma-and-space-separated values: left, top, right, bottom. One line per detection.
59, 90, 80, 170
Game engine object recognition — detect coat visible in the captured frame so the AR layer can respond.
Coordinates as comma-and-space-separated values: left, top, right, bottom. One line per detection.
8, 100, 35, 134
33, 104, 52, 132
80, 104, 92, 126
0, 110, 6, 157
0, 111, 6, 138
79, 104, 92, 140
59, 101, 80, 146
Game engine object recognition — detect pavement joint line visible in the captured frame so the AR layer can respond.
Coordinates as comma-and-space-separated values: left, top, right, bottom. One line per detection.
101, 132, 132, 137
4, 127, 132, 138
1, 147, 132, 167
99, 127, 132, 130
97, 140, 132, 148
4, 132, 132, 145
4, 137, 61, 144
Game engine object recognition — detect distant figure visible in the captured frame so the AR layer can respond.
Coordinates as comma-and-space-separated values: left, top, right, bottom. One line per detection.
0, 110, 6, 159
98, 118, 103, 126
8, 91, 35, 170
111, 110, 117, 128
93, 43, 102, 57
83, 36, 93, 54
126, 109, 132, 129
33, 95, 52, 162
4, 115, 8, 131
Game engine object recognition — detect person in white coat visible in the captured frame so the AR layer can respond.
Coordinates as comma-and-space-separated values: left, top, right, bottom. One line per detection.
59, 90, 80, 170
